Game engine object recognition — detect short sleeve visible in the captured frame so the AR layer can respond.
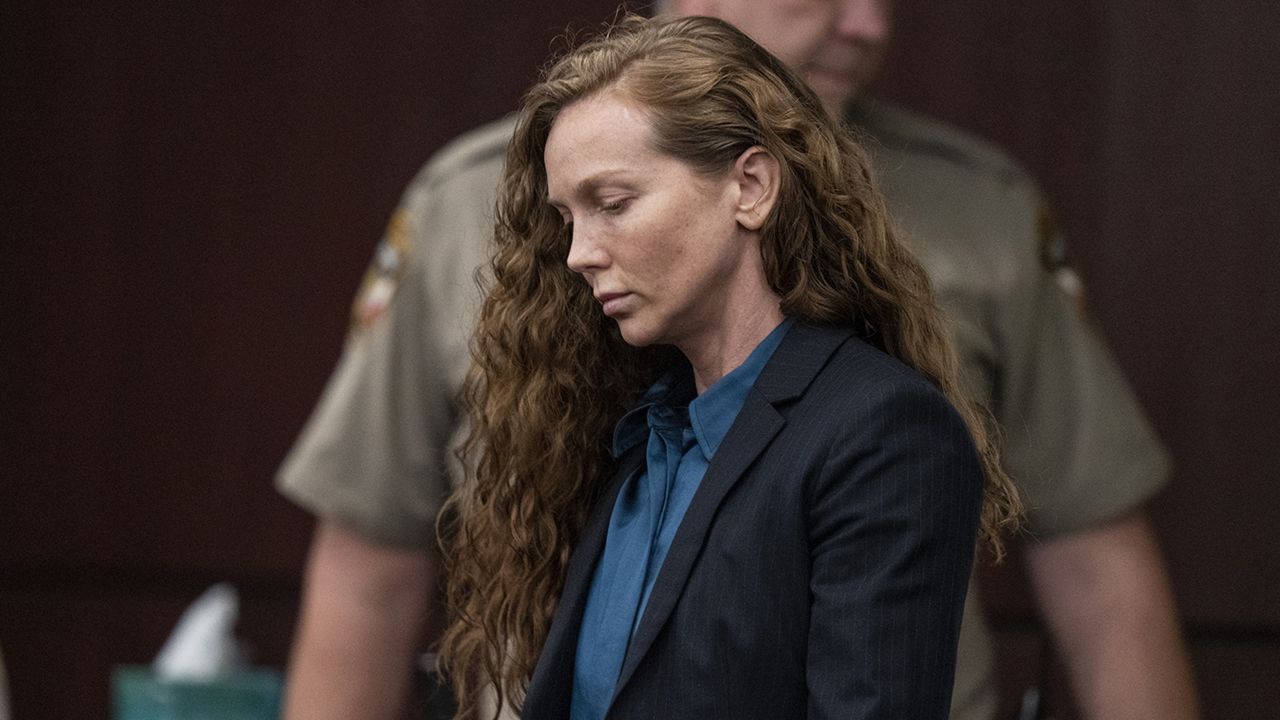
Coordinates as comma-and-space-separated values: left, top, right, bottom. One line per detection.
993, 213, 1171, 538
275, 120, 511, 547
851, 99, 1171, 541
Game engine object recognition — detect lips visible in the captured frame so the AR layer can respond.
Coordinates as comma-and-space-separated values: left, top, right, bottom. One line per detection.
595, 291, 631, 317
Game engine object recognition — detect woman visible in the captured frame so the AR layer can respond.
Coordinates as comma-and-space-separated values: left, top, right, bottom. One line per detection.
440, 15, 1020, 720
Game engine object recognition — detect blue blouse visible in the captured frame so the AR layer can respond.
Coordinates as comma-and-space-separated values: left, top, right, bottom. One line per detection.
570, 319, 792, 720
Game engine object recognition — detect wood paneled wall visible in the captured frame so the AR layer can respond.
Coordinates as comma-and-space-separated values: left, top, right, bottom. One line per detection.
2, 2, 1276, 718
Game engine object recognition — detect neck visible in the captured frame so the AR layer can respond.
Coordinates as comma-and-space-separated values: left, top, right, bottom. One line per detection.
679, 299, 784, 394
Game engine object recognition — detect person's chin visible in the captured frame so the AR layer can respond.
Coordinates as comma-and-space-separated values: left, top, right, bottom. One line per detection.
615, 318, 659, 348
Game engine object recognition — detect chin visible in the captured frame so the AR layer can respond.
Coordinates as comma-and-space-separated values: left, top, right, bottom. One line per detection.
615, 318, 663, 348
617, 326, 655, 348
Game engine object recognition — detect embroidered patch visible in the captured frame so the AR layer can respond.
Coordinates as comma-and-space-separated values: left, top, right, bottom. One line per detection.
351, 207, 412, 332
1037, 200, 1088, 318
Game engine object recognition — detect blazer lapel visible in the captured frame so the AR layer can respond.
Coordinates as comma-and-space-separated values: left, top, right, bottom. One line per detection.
522, 443, 645, 718
610, 322, 854, 702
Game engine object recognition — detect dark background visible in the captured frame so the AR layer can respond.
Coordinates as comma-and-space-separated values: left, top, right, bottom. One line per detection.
2, 1, 1277, 718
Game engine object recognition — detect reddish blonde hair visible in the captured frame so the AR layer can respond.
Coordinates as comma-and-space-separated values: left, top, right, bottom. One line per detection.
439, 15, 1020, 719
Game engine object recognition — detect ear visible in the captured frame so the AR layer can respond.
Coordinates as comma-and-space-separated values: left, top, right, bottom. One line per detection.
732, 146, 780, 231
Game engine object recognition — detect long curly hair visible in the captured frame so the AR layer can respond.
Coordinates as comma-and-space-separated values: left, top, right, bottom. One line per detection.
438, 14, 1022, 719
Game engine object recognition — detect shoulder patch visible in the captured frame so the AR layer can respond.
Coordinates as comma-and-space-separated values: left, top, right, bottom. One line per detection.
351, 207, 412, 333
1037, 201, 1089, 318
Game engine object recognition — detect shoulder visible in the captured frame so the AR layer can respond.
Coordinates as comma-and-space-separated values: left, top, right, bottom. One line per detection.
823, 336, 976, 467
356, 117, 517, 350
399, 115, 517, 209
790, 331, 983, 507
828, 335, 954, 410
846, 98, 1045, 235
420, 115, 516, 181
847, 98, 1036, 190
779, 325, 957, 423
846, 99, 1050, 298
387, 115, 518, 267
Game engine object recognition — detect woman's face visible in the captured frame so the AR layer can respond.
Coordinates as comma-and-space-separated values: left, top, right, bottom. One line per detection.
545, 92, 766, 350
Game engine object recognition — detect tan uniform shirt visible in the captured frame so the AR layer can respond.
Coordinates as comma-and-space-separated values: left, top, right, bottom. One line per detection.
277, 101, 1170, 720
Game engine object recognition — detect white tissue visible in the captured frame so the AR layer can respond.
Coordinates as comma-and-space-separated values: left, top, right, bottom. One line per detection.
153, 583, 245, 680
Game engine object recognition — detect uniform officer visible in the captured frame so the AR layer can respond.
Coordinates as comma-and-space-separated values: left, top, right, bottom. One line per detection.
278, 2, 1199, 718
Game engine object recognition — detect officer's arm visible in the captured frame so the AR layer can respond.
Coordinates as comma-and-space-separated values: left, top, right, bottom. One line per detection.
282, 518, 434, 720
1025, 510, 1199, 719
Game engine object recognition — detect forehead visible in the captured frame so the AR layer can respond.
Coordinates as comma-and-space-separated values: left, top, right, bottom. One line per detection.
547, 91, 654, 155
544, 93, 657, 194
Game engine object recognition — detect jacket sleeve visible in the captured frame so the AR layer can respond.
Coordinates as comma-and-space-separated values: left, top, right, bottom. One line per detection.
804, 378, 983, 719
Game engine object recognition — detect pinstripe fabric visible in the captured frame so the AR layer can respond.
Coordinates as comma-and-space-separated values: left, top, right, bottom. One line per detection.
524, 322, 983, 719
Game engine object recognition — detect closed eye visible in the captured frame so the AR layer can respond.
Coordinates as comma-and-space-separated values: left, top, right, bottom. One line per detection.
600, 197, 632, 214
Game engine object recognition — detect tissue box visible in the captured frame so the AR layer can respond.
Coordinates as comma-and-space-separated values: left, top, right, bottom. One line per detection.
111, 666, 282, 720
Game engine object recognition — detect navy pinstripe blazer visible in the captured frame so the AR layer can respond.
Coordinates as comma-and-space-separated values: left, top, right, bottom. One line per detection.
523, 322, 983, 719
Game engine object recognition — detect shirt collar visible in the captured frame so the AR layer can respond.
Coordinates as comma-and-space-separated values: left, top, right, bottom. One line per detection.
612, 318, 792, 459
611, 361, 695, 458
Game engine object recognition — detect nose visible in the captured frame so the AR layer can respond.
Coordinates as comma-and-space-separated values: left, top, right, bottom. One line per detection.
565, 225, 610, 276
837, 0, 892, 44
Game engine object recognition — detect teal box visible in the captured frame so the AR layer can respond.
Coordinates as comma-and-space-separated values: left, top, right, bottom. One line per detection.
111, 666, 283, 720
